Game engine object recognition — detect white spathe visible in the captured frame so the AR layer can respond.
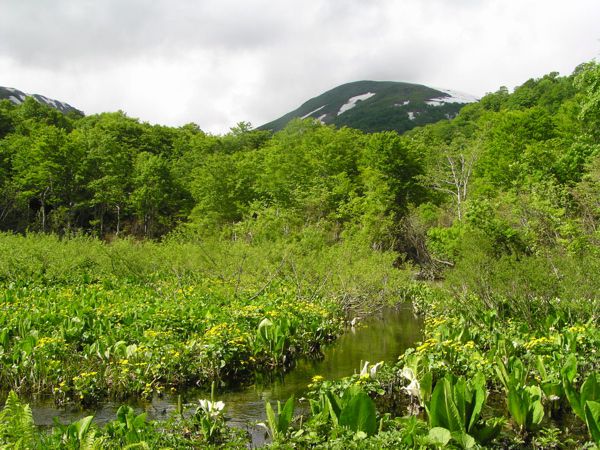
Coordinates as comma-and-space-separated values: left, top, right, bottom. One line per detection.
360, 360, 384, 378
401, 367, 421, 400
198, 399, 225, 418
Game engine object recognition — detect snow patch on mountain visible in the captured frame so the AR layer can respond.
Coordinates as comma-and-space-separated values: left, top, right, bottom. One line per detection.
426, 88, 479, 107
337, 92, 375, 116
1, 86, 82, 115
36, 95, 58, 109
301, 105, 326, 119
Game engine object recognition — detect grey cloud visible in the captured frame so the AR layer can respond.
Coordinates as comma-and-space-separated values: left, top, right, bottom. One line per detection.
0, 0, 293, 68
1, 0, 599, 133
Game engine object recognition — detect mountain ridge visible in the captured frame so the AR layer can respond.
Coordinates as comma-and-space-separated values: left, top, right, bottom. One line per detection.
0, 86, 83, 116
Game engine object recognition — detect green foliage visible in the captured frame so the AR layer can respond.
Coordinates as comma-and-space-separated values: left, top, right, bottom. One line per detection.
585, 401, 600, 444
262, 396, 295, 440
561, 355, 600, 442
575, 61, 600, 139
0, 391, 37, 449
2, 61, 600, 448
104, 405, 151, 447
425, 373, 501, 447
506, 384, 545, 433
338, 391, 378, 436
307, 384, 378, 438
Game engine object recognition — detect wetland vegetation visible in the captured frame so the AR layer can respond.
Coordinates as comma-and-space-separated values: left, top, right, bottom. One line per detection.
1, 62, 600, 448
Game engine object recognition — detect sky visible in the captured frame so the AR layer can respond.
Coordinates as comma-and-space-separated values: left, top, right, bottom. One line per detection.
1, 0, 599, 134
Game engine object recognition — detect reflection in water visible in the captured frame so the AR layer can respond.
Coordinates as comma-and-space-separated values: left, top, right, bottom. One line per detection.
32, 305, 422, 445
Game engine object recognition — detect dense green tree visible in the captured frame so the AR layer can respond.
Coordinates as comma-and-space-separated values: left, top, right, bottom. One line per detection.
130, 152, 179, 237
575, 61, 600, 139
77, 127, 132, 235
10, 126, 74, 231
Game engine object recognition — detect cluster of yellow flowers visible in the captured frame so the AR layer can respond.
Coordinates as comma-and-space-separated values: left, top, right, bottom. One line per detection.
308, 374, 324, 388
205, 323, 228, 337
424, 316, 449, 328
34, 336, 64, 349
144, 329, 172, 339
523, 336, 555, 350
167, 348, 181, 358
72, 371, 98, 382
416, 338, 438, 353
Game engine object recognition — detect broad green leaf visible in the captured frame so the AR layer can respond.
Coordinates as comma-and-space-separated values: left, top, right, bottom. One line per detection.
265, 401, 277, 437
453, 378, 467, 428
468, 374, 486, 432
429, 378, 448, 429
421, 371, 433, 405
494, 357, 510, 391
445, 385, 463, 432
529, 399, 544, 427
581, 374, 600, 407
451, 431, 476, 449
339, 391, 377, 436
535, 355, 548, 380
277, 395, 294, 434
472, 418, 503, 444
584, 400, 600, 444
563, 381, 584, 420
561, 354, 578, 383
507, 389, 526, 428
325, 392, 341, 425
427, 427, 451, 446
75, 415, 94, 442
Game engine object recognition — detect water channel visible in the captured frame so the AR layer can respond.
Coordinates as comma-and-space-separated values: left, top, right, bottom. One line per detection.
32, 304, 423, 446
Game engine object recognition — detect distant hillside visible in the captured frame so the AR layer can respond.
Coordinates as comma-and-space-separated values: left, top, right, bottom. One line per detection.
258, 80, 478, 134
0, 86, 83, 116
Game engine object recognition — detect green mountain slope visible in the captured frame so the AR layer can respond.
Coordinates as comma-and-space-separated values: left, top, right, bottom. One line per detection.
258, 80, 478, 134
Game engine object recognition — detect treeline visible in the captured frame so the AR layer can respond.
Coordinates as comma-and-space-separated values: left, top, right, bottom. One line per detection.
0, 98, 424, 242
1, 62, 600, 274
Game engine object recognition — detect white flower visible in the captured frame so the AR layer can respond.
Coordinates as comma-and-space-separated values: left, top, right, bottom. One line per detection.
359, 361, 384, 379
400, 367, 421, 401
360, 361, 370, 377
370, 361, 383, 378
198, 399, 225, 418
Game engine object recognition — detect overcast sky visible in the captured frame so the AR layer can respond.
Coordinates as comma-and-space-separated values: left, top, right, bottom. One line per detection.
1, 0, 599, 134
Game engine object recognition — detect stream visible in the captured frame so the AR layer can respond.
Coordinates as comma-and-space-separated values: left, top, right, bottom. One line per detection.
31, 304, 423, 446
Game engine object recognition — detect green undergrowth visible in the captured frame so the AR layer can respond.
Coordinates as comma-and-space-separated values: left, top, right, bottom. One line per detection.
258, 284, 599, 449
0, 232, 410, 405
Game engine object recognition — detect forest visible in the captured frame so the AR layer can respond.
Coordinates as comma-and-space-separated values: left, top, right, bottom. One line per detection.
0, 61, 599, 448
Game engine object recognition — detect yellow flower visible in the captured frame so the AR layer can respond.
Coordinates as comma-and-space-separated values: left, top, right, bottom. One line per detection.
311, 375, 324, 383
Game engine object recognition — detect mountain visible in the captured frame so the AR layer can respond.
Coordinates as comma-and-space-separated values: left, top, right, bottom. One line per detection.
258, 80, 478, 134
0, 86, 83, 116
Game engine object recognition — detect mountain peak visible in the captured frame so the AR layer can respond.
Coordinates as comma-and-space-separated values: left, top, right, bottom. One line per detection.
259, 80, 478, 134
